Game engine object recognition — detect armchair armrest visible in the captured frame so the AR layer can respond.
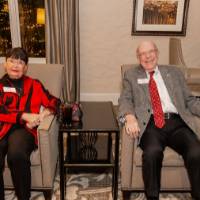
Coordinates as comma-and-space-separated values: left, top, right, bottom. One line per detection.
194, 116, 200, 139
37, 114, 55, 131
187, 68, 200, 79
121, 126, 137, 189
37, 115, 59, 186
175, 66, 200, 80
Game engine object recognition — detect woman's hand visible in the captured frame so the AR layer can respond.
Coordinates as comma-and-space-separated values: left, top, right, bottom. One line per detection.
21, 109, 53, 129
125, 114, 140, 139
21, 113, 40, 129
39, 108, 52, 122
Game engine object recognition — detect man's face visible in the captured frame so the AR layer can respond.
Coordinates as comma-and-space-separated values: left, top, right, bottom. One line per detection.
4, 58, 27, 79
137, 41, 159, 72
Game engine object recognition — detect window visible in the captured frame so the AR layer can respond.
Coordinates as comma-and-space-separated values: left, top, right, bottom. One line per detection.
0, 0, 45, 62
0, 1, 12, 56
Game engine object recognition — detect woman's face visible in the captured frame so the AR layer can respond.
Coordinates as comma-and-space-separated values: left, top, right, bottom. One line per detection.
4, 58, 28, 79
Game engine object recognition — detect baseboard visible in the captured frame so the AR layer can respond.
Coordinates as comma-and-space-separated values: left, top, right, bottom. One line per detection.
80, 93, 120, 105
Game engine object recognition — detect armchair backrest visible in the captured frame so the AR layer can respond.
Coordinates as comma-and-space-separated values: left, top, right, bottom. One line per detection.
169, 38, 187, 68
0, 63, 64, 98
121, 64, 137, 78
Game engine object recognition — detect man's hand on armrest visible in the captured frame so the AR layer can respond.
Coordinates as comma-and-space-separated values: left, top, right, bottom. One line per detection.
125, 114, 140, 139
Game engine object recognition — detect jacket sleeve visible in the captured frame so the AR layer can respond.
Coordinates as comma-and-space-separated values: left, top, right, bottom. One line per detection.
0, 89, 22, 124
0, 110, 21, 124
118, 70, 136, 120
175, 67, 200, 116
37, 81, 61, 114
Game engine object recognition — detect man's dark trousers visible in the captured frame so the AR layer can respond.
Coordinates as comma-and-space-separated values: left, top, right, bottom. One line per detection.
139, 115, 200, 199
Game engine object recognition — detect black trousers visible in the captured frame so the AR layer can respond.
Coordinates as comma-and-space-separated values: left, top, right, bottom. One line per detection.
0, 127, 35, 200
139, 115, 200, 199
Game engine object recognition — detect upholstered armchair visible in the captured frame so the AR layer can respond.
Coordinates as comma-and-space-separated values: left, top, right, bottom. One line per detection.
120, 64, 200, 200
0, 63, 63, 200
169, 37, 200, 94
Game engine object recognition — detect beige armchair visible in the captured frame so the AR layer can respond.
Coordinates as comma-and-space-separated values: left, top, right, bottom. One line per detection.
0, 63, 63, 200
120, 64, 199, 200
169, 37, 200, 95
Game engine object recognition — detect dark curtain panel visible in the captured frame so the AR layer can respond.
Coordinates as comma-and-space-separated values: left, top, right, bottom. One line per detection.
45, 0, 80, 102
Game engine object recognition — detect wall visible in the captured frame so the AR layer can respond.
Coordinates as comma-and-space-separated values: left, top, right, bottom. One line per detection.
79, 0, 200, 104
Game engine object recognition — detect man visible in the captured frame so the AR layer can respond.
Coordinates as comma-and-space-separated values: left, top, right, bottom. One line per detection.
118, 41, 200, 200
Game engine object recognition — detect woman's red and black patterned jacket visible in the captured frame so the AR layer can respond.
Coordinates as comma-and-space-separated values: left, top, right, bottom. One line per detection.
0, 74, 61, 144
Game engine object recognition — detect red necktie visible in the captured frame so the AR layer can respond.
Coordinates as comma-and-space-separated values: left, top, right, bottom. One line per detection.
149, 71, 165, 128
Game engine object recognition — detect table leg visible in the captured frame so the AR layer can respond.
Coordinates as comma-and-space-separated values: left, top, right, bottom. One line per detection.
59, 131, 65, 200
113, 131, 119, 200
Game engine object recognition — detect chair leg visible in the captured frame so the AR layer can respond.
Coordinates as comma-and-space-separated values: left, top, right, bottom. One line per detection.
122, 191, 131, 200
43, 190, 52, 200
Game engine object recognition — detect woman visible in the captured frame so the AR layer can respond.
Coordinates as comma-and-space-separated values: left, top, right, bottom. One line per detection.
0, 47, 61, 200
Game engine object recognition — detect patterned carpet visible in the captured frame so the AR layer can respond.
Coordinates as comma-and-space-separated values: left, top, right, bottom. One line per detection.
5, 170, 192, 200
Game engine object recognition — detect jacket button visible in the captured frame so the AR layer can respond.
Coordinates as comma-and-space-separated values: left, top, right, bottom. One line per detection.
143, 122, 146, 125
148, 109, 150, 113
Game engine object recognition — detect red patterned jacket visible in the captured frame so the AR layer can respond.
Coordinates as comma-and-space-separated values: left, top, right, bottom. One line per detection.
0, 74, 60, 144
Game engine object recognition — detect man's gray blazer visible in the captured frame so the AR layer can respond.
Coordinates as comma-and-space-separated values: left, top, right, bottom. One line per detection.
118, 64, 200, 141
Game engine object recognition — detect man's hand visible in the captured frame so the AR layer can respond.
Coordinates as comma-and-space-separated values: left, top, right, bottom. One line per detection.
125, 114, 140, 139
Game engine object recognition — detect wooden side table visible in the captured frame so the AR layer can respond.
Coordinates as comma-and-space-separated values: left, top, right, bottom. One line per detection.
59, 101, 119, 200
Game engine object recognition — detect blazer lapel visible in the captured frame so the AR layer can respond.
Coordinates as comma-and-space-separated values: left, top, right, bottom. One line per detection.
137, 66, 151, 103
159, 66, 177, 105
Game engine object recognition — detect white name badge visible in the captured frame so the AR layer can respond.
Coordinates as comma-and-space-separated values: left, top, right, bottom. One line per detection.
137, 78, 149, 84
3, 87, 17, 93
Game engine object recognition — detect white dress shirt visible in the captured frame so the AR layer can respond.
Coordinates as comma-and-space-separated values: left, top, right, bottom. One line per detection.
146, 66, 178, 113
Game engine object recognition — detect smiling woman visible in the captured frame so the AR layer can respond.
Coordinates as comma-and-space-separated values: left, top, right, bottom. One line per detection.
5, 58, 27, 79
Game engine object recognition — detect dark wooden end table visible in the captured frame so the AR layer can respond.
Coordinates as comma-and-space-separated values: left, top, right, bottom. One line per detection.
59, 101, 119, 200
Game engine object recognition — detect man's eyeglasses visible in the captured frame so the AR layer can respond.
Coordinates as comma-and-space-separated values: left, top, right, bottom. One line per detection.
137, 49, 157, 58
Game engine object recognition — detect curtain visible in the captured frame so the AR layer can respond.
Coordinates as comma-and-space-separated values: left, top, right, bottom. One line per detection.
45, 0, 80, 102
8, 0, 21, 47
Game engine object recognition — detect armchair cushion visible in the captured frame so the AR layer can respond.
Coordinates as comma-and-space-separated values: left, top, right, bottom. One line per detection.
135, 147, 184, 167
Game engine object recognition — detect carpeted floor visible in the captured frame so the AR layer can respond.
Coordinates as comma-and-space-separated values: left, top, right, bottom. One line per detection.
5, 170, 192, 200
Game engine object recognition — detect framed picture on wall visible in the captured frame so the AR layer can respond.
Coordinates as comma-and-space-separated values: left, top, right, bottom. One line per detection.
132, 0, 190, 36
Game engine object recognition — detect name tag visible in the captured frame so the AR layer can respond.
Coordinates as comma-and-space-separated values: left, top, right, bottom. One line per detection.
3, 87, 17, 93
137, 78, 149, 84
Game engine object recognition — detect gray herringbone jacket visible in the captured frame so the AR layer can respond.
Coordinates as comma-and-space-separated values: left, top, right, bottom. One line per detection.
118, 65, 200, 142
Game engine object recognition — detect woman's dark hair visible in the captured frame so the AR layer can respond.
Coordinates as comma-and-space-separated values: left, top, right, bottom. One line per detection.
6, 47, 28, 64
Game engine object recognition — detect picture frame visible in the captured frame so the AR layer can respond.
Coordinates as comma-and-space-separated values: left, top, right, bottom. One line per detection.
132, 0, 190, 36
